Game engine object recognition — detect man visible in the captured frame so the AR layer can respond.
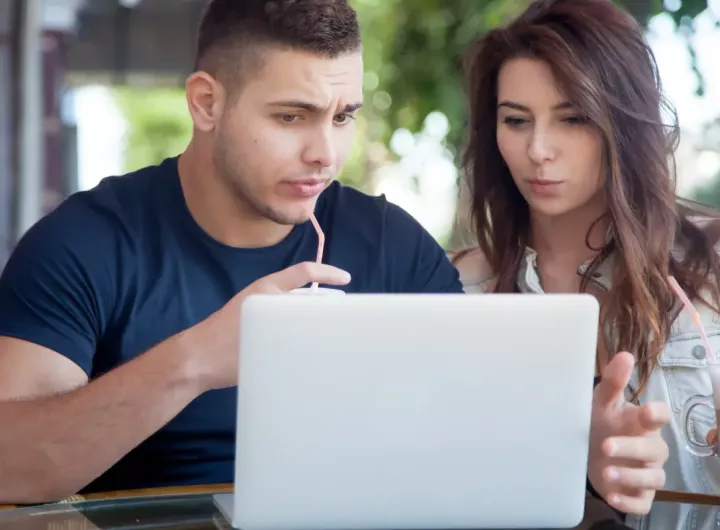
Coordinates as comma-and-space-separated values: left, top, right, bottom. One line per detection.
0, 0, 668, 514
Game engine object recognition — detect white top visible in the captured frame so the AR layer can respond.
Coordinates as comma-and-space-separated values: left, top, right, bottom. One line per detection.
453, 247, 720, 530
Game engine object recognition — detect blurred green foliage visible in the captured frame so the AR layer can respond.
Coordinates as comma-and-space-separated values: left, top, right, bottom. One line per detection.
113, 87, 192, 173
354, 0, 533, 163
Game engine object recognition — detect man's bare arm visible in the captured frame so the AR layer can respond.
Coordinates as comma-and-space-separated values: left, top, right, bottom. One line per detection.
0, 335, 203, 504
0, 261, 352, 504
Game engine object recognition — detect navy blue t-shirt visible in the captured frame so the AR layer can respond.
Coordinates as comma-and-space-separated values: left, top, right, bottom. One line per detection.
0, 156, 463, 493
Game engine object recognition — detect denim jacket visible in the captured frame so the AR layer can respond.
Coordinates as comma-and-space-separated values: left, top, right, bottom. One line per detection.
453, 247, 720, 530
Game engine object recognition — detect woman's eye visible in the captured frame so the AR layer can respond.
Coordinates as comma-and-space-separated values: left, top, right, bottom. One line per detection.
503, 117, 528, 127
563, 115, 589, 125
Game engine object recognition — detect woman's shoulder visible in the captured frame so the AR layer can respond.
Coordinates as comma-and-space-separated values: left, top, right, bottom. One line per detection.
447, 248, 497, 293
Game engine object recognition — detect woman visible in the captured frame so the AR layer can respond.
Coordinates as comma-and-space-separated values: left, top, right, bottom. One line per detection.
453, 0, 720, 527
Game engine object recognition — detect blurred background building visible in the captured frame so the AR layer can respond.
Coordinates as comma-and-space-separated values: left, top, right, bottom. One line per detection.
1, 0, 720, 270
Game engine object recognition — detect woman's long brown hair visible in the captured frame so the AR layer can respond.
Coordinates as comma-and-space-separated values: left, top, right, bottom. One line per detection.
460, 0, 720, 392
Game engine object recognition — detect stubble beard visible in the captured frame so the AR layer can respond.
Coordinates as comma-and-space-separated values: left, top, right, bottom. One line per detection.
213, 141, 310, 227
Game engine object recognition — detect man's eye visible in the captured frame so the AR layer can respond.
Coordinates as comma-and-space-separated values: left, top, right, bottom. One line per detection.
334, 114, 356, 125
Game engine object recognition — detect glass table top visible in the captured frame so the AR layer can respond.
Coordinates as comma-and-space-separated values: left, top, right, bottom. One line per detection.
0, 487, 713, 530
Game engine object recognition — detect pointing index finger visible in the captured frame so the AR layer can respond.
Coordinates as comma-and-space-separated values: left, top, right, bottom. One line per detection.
615, 401, 671, 437
594, 352, 635, 410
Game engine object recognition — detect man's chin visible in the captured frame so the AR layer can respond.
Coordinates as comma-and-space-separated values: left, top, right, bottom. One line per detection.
263, 207, 316, 227
275, 215, 312, 226
278, 199, 324, 224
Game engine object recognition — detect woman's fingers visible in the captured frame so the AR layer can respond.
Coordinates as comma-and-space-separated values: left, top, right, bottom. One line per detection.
603, 465, 666, 490
606, 489, 656, 516
603, 435, 669, 464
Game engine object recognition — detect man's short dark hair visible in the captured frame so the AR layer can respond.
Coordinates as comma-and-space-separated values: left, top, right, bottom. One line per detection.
194, 0, 362, 87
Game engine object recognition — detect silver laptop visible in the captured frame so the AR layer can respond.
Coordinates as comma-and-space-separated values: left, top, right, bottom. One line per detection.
215, 293, 599, 530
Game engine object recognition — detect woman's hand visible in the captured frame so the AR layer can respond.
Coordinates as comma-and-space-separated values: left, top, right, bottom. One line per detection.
587, 352, 671, 515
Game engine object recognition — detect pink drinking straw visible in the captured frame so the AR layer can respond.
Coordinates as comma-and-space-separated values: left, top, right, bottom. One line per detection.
309, 212, 325, 293
668, 276, 717, 364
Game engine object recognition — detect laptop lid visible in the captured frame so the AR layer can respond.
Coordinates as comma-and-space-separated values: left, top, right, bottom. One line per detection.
220, 293, 599, 530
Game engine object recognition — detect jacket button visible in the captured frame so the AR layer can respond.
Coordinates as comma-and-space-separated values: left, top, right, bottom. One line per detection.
692, 345, 706, 359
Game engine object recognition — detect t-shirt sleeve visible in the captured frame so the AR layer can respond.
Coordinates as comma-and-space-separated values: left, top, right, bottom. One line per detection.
383, 203, 464, 293
0, 198, 119, 376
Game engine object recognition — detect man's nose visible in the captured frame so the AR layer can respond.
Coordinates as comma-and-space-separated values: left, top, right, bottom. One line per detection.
303, 127, 336, 169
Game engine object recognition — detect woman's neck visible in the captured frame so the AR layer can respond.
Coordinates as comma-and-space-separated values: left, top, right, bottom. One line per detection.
529, 194, 609, 290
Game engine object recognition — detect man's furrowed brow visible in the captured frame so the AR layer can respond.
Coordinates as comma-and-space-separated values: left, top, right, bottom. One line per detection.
267, 101, 363, 113
267, 100, 322, 112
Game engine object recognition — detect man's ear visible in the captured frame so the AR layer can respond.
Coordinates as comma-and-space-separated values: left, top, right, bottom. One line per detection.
186, 71, 227, 132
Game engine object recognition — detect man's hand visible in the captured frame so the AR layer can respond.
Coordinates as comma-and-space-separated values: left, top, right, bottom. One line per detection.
180, 262, 351, 393
588, 352, 671, 515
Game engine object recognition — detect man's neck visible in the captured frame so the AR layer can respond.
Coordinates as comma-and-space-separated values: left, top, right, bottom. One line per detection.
177, 143, 294, 249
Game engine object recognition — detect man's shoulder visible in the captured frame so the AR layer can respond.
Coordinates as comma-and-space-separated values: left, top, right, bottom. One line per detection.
321, 181, 390, 215
74, 158, 174, 219
12, 159, 176, 271
320, 182, 462, 292
448, 248, 496, 293
321, 181, 423, 233
40, 158, 173, 238
0, 159, 180, 374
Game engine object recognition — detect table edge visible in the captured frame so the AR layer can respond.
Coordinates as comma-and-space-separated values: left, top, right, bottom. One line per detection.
0, 483, 234, 511
2, 486, 716, 512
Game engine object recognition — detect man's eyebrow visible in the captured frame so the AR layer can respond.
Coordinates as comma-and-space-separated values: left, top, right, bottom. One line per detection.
266, 100, 363, 113
266, 100, 321, 112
